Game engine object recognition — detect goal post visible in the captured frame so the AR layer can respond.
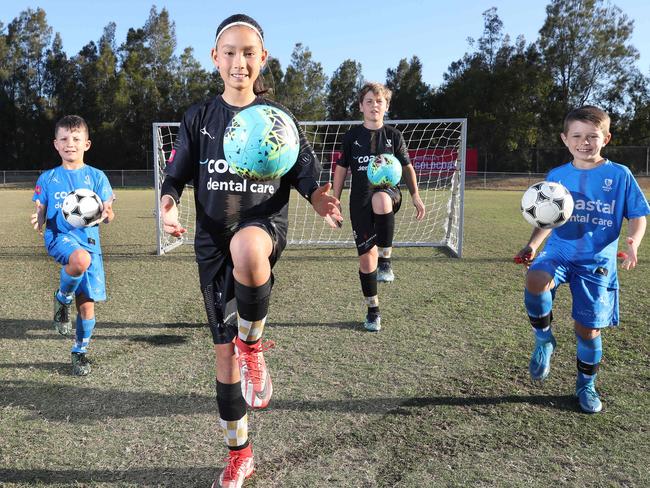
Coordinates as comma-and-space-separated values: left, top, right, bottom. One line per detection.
153, 119, 467, 257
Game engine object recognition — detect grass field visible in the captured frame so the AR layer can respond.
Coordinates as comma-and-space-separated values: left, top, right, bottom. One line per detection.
1, 189, 648, 487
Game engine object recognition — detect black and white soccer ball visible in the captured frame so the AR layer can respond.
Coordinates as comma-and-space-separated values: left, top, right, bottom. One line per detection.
521, 181, 574, 229
61, 189, 103, 228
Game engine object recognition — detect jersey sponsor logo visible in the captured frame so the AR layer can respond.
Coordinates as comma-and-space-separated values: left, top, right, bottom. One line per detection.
200, 158, 276, 195
569, 199, 617, 227
200, 158, 238, 175
206, 178, 276, 195
602, 178, 613, 192
53, 191, 69, 209
354, 154, 377, 171
200, 126, 215, 140
573, 199, 616, 214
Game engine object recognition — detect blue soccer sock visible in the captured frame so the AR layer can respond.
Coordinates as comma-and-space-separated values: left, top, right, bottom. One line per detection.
72, 316, 96, 354
524, 288, 553, 342
57, 268, 83, 304
576, 333, 602, 384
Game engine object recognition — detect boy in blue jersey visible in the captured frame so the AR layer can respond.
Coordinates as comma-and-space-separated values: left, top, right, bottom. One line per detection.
515, 106, 649, 413
31, 115, 115, 376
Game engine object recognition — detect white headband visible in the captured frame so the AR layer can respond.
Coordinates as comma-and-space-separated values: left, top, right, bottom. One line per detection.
214, 21, 264, 48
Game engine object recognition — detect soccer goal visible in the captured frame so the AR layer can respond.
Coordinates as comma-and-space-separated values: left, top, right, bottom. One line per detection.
153, 119, 467, 257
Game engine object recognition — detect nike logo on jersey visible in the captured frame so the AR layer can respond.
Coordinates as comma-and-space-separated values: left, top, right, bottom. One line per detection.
200, 126, 215, 140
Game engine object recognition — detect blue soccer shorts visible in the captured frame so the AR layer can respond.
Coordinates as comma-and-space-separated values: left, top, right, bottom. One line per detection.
48, 234, 106, 301
529, 249, 619, 329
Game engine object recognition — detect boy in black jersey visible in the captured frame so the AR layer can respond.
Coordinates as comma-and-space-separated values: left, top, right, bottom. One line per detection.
332, 82, 425, 331
159, 14, 342, 488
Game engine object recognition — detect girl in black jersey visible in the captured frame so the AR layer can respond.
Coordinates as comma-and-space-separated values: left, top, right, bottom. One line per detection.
159, 14, 342, 488
332, 82, 425, 332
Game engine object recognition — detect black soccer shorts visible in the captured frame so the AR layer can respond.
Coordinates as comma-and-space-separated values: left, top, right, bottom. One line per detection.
198, 216, 286, 344
350, 186, 402, 256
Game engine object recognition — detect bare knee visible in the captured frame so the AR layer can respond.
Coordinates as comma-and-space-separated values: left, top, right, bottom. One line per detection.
230, 227, 272, 286
371, 192, 392, 214
67, 250, 91, 275
525, 270, 553, 294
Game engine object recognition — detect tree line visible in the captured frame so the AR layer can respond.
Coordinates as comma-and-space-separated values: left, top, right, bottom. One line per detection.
1, 0, 649, 172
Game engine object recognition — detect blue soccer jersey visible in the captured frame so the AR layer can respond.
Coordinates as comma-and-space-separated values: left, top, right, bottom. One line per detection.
33, 165, 114, 254
544, 160, 650, 286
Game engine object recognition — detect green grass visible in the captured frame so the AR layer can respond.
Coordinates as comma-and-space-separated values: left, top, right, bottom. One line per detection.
0, 189, 648, 487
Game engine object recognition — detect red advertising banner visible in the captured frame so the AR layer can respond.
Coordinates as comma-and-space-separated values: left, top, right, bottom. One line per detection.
327, 148, 478, 177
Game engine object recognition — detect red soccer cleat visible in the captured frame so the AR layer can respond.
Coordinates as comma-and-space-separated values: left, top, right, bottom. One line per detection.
213, 444, 255, 488
235, 338, 274, 409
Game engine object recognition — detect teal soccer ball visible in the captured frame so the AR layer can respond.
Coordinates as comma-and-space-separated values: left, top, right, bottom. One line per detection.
367, 153, 402, 187
223, 105, 300, 181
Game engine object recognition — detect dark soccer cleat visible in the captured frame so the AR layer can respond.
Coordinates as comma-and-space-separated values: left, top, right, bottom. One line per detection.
235, 339, 274, 409
364, 312, 382, 332
53, 292, 72, 336
529, 336, 556, 382
213, 444, 255, 488
377, 262, 394, 283
71, 352, 91, 376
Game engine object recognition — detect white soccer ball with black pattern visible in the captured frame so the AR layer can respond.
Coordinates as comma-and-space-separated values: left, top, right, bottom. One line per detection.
521, 181, 574, 229
61, 189, 103, 228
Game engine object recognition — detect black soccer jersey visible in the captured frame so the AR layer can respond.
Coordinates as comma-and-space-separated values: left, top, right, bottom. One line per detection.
337, 124, 411, 207
164, 95, 320, 261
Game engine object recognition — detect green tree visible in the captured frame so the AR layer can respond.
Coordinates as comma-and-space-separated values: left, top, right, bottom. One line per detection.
174, 46, 213, 112
0, 21, 12, 166
385, 56, 431, 118
281, 43, 327, 120
264, 57, 284, 101
538, 0, 639, 111
4, 8, 54, 168
44, 33, 75, 115
118, 6, 179, 168
434, 8, 553, 171
326, 59, 363, 120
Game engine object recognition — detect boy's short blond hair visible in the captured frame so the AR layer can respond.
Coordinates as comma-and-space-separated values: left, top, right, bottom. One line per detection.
563, 105, 610, 136
55, 115, 89, 138
358, 82, 392, 105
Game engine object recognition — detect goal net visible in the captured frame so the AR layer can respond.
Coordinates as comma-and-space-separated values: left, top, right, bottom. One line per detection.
153, 119, 467, 256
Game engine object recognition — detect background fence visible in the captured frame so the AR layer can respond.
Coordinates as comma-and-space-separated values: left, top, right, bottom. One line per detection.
3, 168, 650, 192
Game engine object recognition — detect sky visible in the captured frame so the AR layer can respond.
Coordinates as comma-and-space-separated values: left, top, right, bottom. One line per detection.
1, 0, 649, 87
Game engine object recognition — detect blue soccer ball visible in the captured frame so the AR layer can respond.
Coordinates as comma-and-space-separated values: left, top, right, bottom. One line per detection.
367, 153, 402, 187
223, 105, 300, 181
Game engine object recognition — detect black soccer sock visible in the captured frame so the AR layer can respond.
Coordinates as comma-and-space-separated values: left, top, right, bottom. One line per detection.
216, 381, 249, 450
374, 211, 394, 265
359, 269, 379, 316
235, 278, 271, 344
